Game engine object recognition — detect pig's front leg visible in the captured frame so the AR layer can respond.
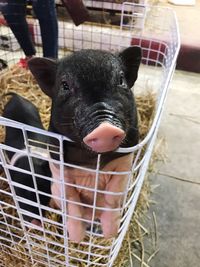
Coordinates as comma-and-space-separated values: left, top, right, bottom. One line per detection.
100, 175, 127, 238
51, 181, 86, 243
50, 163, 86, 243
66, 184, 86, 243
100, 153, 133, 239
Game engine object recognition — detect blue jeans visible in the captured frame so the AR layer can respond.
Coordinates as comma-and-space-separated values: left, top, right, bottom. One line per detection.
1, 0, 58, 58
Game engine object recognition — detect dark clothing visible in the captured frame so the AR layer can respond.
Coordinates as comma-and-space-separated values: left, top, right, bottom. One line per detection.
1, 0, 58, 58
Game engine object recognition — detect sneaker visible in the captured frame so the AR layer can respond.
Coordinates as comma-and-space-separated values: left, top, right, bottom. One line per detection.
18, 56, 33, 69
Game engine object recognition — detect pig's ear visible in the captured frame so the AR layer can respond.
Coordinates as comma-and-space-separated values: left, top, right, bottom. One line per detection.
28, 57, 57, 98
119, 46, 142, 88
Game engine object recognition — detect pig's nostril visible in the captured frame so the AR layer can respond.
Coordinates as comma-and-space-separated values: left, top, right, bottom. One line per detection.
88, 138, 98, 145
113, 134, 124, 142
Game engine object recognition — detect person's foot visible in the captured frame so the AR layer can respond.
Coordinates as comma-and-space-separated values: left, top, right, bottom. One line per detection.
18, 56, 33, 69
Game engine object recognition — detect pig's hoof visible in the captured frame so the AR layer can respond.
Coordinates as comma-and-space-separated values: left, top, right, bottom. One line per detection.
69, 233, 85, 243
68, 223, 86, 243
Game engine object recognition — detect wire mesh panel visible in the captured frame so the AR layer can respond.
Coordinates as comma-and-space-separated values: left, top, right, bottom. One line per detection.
0, 2, 180, 267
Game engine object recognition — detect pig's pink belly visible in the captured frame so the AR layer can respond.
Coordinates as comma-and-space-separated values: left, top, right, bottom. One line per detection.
74, 172, 111, 219
50, 163, 111, 212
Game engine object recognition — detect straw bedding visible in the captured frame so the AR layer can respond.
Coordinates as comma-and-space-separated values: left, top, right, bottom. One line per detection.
0, 65, 160, 267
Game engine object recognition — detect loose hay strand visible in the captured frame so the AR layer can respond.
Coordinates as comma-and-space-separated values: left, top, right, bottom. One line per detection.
0, 66, 160, 267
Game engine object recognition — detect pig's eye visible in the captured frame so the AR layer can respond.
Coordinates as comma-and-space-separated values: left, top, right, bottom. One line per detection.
119, 72, 126, 87
61, 81, 70, 92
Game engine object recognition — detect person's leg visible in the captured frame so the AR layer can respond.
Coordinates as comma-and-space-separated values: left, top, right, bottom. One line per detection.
33, 0, 58, 58
2, 0, 36, 56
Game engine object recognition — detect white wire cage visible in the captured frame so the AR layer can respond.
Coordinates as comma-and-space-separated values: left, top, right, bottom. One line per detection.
0, 2, 180, 267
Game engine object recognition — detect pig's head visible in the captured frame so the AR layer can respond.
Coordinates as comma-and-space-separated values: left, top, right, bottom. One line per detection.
28, 47, 141, 154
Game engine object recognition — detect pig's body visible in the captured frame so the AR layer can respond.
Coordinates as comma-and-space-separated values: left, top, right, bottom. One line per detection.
50, 153, 133, 241
28, 47, 142, 242
3, 93, 51, 226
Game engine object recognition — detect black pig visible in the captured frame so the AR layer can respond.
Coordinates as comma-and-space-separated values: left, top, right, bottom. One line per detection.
28, 47, 142, 242
3, 93, 51, 226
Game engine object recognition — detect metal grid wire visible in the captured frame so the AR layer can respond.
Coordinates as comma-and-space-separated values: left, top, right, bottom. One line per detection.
0, 2, 180, 267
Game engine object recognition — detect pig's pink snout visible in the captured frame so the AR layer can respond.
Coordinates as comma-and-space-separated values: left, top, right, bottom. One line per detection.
83, 122, 125, 153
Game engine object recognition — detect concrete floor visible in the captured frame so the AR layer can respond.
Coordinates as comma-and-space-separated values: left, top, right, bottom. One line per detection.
160, 0, 200, 72
147, 2, 200, 264
147, 69, 200, 266
160, 0, 200, 47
